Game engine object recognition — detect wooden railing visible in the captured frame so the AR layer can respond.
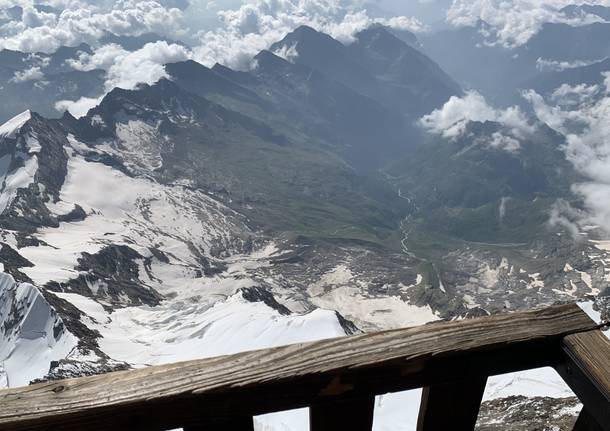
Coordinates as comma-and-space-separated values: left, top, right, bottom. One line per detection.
0, 304, 608, 431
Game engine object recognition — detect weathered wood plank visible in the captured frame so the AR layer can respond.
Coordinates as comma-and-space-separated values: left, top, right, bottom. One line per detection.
310, 395, 375, 431
0, 304, 596, 431
416, 376, 487, 431
573, 409, 605, 431
555, 330, 610, 431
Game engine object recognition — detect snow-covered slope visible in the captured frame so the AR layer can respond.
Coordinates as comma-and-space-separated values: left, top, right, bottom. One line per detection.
55, 290, 348, 367
0, 95, 438, 388
0, 272, 75, 387
0, 131, 343, 381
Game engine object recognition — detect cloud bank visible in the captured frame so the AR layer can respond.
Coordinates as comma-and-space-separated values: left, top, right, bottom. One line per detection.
56, 40, 191, 117
446, 0, 610, 48
524, 73, 610, 234
0, 1, 185, 53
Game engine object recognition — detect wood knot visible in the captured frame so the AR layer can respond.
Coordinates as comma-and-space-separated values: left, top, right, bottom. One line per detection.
52, 385, 66, 394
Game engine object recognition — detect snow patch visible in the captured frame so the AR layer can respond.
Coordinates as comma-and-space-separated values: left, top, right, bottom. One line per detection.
0, 110, 31, 140
0, 273, 76, 387
56, 290, 347, 367
484, 367, 573, 400
0, 152, 38, 213
22, 152, 251, 286
115, 120, 163, 171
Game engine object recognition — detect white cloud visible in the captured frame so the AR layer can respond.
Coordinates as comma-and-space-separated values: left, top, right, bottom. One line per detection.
419, 90, 534, 140
273, 41, 299, 63
0, 1, 185, 53
57, 41, 191, 118
55, 95, 103, 118
68, 41, 190, 91
104, 41, 191, 90
549, 199, 583, 240
446, 0, 610, 48
382, 15, 428, 33
66, 43, 127, 72
10, 64, 44, 82
8, 52, 50, 83
536, 57, 603, 72
550, 83, 601, 107
524, 73, 610, 234
487, 131, 521, 153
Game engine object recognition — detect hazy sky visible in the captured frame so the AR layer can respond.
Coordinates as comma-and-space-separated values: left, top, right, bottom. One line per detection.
377, 0, 454, 24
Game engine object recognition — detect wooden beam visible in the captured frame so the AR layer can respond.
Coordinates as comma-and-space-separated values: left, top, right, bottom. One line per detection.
555, 330, 610, 431
0, 304, 596, 431
573, 409, 605, 431
416, 377, 487, 431
310, 396, 375, 431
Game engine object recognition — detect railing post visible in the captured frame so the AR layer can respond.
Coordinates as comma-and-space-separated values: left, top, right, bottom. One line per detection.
183, 416, 254, 431
0, 305, 596, 431
310, 396, 375, 431
416, 377, 487, 431
573, 409, 605, 431
555, 330, 610, 431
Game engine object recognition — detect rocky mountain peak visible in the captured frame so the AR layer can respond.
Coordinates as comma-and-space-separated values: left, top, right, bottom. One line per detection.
276, 25, 343, 53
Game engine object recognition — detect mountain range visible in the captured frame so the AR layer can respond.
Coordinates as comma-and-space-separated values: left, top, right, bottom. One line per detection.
0, 13, 608, 430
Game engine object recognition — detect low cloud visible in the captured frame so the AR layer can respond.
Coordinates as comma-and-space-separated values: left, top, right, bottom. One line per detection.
524, 73, 610, 234
273, 42, 299, 63
10, 64, 44, 82
419, 90, 534, 141
536, 57, 603, 72
90, 41, 191, 91
549, 199, 584, 240
9, 52, 50, 83
487, 131, 521, 153
0, 1, 185, 53
446, 0, 609, 48
550, 83, 601, 106
55, 95, 103, 118
57, 40, 190, 118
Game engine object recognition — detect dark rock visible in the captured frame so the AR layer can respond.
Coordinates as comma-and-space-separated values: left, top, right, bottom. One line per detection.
335, 311, 361, 335
239, 286, 291, 316
41, 291, 103, 355
45, 245, 163, 308
57, 204, 87, 223
0, 243, 33, 282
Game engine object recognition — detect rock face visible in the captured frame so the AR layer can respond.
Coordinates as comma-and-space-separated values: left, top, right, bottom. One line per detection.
477, 396, 581, 430
270, 25, 461, 118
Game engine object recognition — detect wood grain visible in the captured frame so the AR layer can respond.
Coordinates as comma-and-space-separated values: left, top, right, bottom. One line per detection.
0, 304, 596, 431
564, 330, 610, 401
556, 330, 610, 431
